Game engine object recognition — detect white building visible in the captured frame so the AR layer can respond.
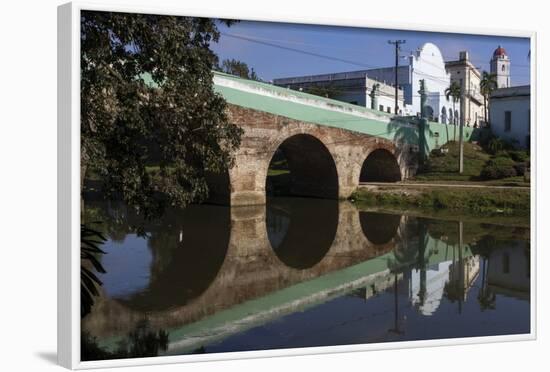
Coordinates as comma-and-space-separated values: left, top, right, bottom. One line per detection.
490, 85, 531, 149
271, 70, 406, 115
487, 241, 530, 299
445, 51, 485, 127
273, 43, 461, 124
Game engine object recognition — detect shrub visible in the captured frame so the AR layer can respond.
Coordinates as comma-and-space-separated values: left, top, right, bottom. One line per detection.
513, 162, 529, 176
508, 150, 530, 162
480, 158, 517, 180
479, 165, 500, 180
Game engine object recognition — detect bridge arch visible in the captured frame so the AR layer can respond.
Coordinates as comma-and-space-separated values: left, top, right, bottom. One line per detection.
266, 133, 339, 199
359, 147, 402, 183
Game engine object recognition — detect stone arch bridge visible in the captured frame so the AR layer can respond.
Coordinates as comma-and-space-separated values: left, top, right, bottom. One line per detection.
208, 72, 476, 206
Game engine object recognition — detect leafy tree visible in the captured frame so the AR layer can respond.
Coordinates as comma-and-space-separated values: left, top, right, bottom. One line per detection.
480, 71, 497, 126
80, 224, 107, 318
80, 11, 243, 318
81, 11, 243, 218
302, 84, 341, 99
219, 58, 261, 81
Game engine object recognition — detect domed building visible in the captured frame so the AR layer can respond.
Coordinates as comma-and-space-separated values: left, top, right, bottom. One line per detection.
490, 45, 511, 88
273, 42, 461, 124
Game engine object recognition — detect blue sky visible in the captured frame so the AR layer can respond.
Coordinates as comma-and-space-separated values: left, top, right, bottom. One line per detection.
211, 20, 531, 86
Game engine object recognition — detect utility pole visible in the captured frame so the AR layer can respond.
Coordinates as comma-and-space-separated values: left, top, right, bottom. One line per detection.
458, 69, 466, 173
388, 40, 406, 115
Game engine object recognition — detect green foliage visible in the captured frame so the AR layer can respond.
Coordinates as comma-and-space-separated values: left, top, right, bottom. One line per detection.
480, 71, 498, 97
302, 84, 342, 99
81, 11, 243, 218
486, 137, 515, 155
480, 155, 517, 180
445, 82, 461, 103
509, 150, 530, 162
419, 141, 490, 180
218, 58, 261, 80
417, 140, 530, 184
81, 224, 107, 318
480, 71, 497, 124
82, 320, 169, 361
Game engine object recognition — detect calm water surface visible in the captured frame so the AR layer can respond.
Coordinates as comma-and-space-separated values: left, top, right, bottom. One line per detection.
82, 197, 530, 359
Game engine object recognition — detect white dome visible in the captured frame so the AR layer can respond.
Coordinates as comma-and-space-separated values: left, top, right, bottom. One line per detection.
418, 42, 445, 66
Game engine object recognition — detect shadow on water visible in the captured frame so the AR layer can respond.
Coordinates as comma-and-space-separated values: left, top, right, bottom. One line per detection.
266, 197, 339, 269
85, 202, 231, 312
359, 211, 401, 245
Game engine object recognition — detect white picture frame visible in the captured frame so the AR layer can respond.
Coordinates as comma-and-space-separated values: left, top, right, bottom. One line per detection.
58, 2, 537, 369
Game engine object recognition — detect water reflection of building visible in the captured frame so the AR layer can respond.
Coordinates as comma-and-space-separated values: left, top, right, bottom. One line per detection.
406, 255, 478, 316
410, 261, 452, 316
487, 241, 530, 300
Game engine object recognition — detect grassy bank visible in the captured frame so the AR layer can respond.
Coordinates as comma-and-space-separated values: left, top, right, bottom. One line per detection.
414, 141, 530, 186
351, 185, 530, 216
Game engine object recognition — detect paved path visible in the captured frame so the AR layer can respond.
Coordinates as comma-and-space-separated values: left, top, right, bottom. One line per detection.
359, 182, 530, 190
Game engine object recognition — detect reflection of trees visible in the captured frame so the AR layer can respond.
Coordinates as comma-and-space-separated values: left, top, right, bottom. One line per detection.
472, 235, 497, 311
83, 201, 231, 312
123, 205, 231, 311
82, 319, 169, 361
83, 201, 135, 242
387, 217, 422, 273
386, 217, 428, 332
443, 222, 465, 313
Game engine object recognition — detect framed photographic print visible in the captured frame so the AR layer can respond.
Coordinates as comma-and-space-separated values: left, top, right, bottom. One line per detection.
58, 1, 536, 369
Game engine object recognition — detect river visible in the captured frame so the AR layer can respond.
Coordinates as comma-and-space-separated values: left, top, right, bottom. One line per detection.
81, 197, 530, 360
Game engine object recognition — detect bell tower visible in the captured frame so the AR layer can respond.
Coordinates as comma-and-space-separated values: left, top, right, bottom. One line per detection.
490, 45, 511, 88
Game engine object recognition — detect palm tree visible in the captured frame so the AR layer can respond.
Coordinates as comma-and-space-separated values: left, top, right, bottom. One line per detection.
480, 71, 497, 127
445, 82, 463, 172
445, 82, 461, 126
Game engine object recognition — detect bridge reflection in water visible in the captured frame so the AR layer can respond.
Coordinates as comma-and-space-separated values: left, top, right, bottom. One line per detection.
82, 197, 530, 357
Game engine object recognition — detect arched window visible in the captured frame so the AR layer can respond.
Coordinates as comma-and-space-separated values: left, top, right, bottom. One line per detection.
441, 107, 447, 124
502, 65, 506, 72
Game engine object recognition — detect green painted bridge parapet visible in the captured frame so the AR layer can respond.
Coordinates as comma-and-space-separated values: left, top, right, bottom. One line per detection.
211, 72, 480, 206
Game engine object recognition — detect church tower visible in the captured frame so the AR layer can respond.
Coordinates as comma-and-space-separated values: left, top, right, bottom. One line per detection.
490, 45, 511, 88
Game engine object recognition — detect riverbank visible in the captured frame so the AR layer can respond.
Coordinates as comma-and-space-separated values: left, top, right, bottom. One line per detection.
351, 183, 530, 217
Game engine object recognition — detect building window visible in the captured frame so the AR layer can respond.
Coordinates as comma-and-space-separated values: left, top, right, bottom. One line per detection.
504, 111, 512, 132
502, 253, 510, 274
379, 104, 384, 111
502, 65, 506, 72
386, 107, 391, 113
